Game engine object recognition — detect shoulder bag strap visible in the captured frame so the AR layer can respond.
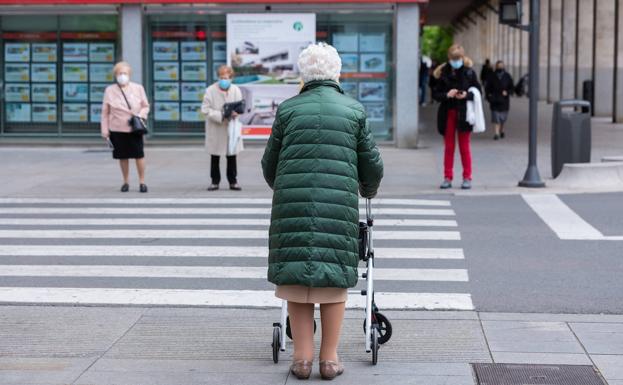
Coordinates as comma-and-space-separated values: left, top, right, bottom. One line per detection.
118, 84, 132, 111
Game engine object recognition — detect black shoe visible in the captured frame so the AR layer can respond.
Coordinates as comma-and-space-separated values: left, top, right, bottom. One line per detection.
139, 184, 148, 193
207, 184, 219, 191
500, 132, 505, 139
120, 183, 129, 192
493, 134, 500, 140
229, 183, 242, 191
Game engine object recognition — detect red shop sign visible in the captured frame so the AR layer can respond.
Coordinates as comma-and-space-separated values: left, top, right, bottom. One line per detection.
61, 32, 117, 40
2, 32, 57, 40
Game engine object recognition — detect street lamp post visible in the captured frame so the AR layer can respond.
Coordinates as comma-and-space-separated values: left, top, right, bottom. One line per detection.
518, 0, 545, 187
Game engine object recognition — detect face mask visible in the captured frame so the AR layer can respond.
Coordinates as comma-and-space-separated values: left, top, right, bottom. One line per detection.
116, 74, 129, 85
218, 79, 231, 90
449, 59, 463, 69
496, 68, 505, 72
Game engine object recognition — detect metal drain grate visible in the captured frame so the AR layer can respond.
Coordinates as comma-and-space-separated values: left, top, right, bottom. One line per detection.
472, 363, 607, 385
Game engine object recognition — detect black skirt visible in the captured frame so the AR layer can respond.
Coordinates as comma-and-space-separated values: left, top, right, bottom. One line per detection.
109, 131, 144, 159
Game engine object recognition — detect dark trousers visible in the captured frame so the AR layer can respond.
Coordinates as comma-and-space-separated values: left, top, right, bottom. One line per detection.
211, 155, 237, 185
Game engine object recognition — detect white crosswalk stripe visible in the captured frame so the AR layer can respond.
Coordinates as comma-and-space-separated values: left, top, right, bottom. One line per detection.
0, 197, 473, 310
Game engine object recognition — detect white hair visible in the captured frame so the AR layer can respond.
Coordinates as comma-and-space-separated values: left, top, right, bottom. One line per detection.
298, 42, 342, 83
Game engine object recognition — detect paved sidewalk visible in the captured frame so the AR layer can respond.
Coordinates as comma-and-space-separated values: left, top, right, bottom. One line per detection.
1, 98, 622, 197
1, 306, 622, 384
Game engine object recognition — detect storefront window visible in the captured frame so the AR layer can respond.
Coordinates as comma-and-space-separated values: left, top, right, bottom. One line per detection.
319, 13, 394, 141
0, 14, 117, 136
145, 11, 393, 141
147, 14, 226, 136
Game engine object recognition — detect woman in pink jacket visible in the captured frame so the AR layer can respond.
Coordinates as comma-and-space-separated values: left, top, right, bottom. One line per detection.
100, 62, 150, 193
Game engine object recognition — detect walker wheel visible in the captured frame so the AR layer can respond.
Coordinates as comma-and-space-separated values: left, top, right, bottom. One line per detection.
371, 327, 379, 365
272, 326, 281, 363
363, 312, 393, 344
285, 316, 317, 340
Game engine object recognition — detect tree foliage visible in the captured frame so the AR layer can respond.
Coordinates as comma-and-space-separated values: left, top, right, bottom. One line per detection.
421, 26, 454, 64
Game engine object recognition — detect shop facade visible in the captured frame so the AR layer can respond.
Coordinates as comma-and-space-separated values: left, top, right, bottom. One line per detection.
0, 1, 423, 147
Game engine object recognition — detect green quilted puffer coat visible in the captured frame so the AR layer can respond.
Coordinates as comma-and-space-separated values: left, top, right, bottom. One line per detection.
261, 80, 384, 289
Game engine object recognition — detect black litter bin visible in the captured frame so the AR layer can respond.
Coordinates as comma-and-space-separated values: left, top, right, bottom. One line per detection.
551, 100, 592, 178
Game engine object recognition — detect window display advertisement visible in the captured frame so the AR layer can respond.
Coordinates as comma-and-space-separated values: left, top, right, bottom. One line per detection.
181, 82, 206, 102
32, 104, 57, 123
63, 63, 88, 82
5, 64, 30, 82
5, 83, 30, 102
181, 103, 203, 122
6, 103, 31, 122
62, 103, 88, 122
32, 43, 57, 62
5, 43, 30, 62
89, 43, 114, 62
227, 13, 315, 138
32, 63, 57, 82
32, 84, 57, 103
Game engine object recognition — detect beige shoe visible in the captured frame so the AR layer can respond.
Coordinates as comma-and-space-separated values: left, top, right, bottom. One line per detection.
290, 359, 313, 380
319, 359, 344, 380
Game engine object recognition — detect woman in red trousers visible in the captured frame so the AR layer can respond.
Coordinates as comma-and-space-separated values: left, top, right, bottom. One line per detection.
432, 44, 481, 190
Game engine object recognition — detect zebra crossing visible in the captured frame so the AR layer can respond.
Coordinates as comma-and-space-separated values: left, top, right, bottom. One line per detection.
0, 197, 473, 310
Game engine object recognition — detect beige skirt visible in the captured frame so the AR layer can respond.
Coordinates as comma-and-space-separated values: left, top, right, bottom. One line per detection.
275, 285, 348, 304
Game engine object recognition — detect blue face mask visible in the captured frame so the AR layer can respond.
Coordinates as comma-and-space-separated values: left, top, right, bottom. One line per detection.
218, 79, 231, 90
450, 59, 464, 69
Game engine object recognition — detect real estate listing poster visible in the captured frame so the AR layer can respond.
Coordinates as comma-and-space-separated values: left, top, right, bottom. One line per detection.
181, 42, 207, 61
181, 82, 206, 102
89, 43, 115, 62
5, 83, 30, 102
32, 84, 57, 102
63, 43, 89, 62
32, 43, 57, 62
89, 64, 114, 82
63, 63, 88, 82
31, 63, 57, 82
154, 102, 180, 121
227, 13, 315, 137
5, 63, 30, 82
5, 43, 30, 62
181, 103, 203, 122
62, 103, 88, 122
6, 103, 31, 122
32, 103, 57, 123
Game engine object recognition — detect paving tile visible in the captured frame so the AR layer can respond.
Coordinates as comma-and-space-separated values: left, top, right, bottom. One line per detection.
482, 321, 584, 354
491, 351, 591, 365
0, 357, 96, 385
480, 313, 623, 323
0, 306, 144, 357
570, 323, 623, 354
106, 313, 491, 363
591, 355, 623, 380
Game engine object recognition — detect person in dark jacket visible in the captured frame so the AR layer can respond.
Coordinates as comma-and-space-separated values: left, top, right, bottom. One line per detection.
480, 58, 493, 89
262, 42, 383, 381
485, 60, 514, 140
432, 44, 482, 190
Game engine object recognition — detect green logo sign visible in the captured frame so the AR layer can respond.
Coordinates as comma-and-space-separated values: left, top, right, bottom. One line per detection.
293, 21, 303, 31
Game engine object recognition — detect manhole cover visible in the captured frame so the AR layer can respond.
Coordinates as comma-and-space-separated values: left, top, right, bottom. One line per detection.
472, 363, 607, 385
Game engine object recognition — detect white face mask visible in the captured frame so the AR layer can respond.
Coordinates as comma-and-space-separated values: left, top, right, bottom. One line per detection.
116, 74, 129, 85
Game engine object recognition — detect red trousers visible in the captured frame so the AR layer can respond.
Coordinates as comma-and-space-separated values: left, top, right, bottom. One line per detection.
443, 109, 472, 181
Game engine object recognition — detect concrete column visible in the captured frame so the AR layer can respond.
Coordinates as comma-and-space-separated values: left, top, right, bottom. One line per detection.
560, 0, 577, 99
547, 0, 562, 102
576, 0, 594, 99
593, 0, 616, 117
615, 0, 623, 122
514, 22, 521, 79
396, 4, 419, 148
120, 4, 144, 85
538, 0, 550, 100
